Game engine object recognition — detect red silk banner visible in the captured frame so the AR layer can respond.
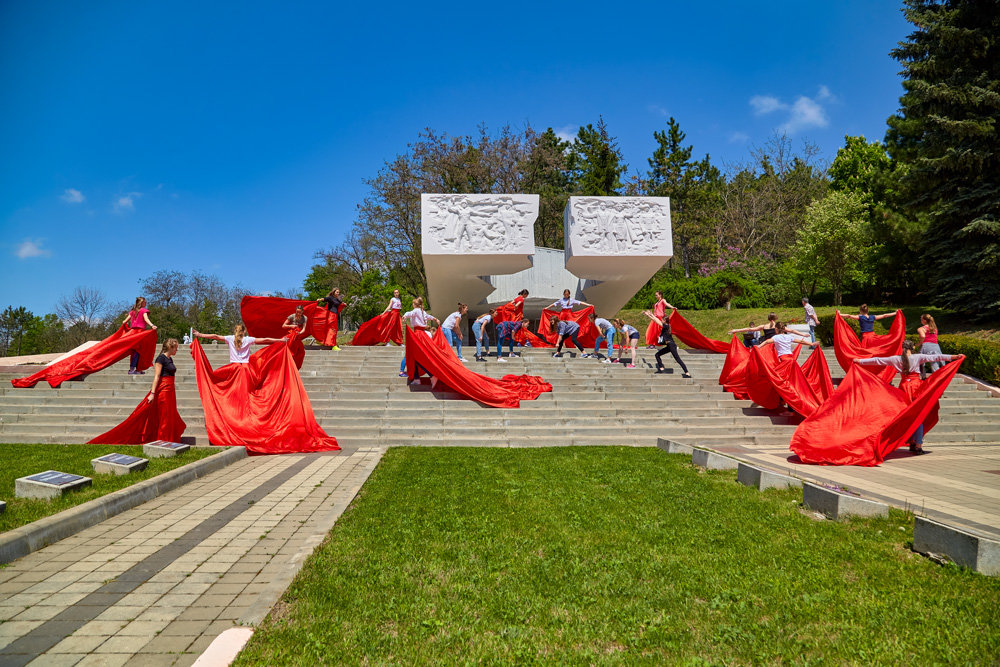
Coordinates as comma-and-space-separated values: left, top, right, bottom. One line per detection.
644, 320, 662, 346
88, 376, 186, 444
12, 325, 157, 389
800, 345, 835, 403
833, 310, 905, 382
718, 336, 751, 399
536, 307, 598, 347
405, 327, 552, 408
352, 310, 403, 346
493, 299, 523, 324
790, 357, 964, 466
667, 310, 729, 354
521, 329, 554, 348
750, 345, 828, 417
240, 295, 343, 344
746, 345, 802, 411
190, 339, 339, 454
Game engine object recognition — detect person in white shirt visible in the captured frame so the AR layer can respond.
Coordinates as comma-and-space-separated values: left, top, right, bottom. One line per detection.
384, 289, 403, 314
400, 297, 440, 375
193, 325, 284, 364
613, 319, 642, 368
442, 303, 469, 362
801, 297, 819, 342
472, 309, 495, 362
584, 313, 616, 360
548, 289, 592, 312
757, 322, 820, 358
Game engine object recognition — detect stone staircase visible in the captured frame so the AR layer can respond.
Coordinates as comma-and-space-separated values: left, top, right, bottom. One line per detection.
1, 345, 998, 449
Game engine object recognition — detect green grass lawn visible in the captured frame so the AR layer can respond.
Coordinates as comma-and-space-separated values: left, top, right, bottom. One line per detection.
236, 447, 1000, 665
0, 443, 219, 533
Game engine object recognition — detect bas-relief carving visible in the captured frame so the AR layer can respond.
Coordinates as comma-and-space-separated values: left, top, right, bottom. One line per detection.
568, 197, 669, 253
424, 194, 535, 253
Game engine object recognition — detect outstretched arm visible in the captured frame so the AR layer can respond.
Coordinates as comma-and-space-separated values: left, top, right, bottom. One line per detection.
844, 314, 860, 321
255, 337, 285, 345
642, 310, 664, 326
193, 331, 225, 342
874, 312, 894, 320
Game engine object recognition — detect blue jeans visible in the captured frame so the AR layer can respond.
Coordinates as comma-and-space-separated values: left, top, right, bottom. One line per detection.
443, 328, 463, 358
473, 322, 489, 357
808, 325, 816, 343
911, 424, 924, 446
593, 328, 616, 354
496, 335, 515, 357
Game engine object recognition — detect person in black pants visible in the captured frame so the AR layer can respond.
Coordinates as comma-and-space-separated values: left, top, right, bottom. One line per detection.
549, 316, 585, 357
642, 309, 692, 378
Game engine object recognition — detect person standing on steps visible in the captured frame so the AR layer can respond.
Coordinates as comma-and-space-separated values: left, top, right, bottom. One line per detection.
124, 297, 157, 375
548, 289, 592, 320
194, 325, 285, 364
844, 304, 894, 341
550, 315, 585, 358
145, 338, 184, 441
741, 321, 761, 348
728, 313, 778, 342
442, 303, 469, 362
645, 291, 668, 348
381, 289, 404, 345
802, 297, 819, 343
317, 288, 345, 350
495, 317, 529, 362
613, 318, 642, 368
854, 341, 959, 454
473, 309, 495, 362
641, 309, 692, 377
399, 297, 440, 376
584, 312, 616, 360
917, 314, 944, 379
757, 322, 820, 359
282, 305, 308, 337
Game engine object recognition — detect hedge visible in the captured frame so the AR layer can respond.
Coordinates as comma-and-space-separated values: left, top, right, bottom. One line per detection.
628, 272, 771, 311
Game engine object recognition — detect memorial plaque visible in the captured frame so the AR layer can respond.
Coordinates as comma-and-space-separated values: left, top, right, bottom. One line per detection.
92, 453, 149, 476
143, 440, 190, 458
15, 470, 92, 500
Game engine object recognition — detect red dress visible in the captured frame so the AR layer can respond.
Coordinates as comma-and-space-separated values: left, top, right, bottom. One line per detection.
645, 299, 666, 345
89, 371, 185, 444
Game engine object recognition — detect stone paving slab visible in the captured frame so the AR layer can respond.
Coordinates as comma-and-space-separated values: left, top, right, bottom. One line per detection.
0, 447, 383, 666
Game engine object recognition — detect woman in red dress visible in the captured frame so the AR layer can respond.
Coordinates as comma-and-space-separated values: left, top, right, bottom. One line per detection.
123, 297, 157, 375
317, 288, 345, 350
645, 291, 667, 348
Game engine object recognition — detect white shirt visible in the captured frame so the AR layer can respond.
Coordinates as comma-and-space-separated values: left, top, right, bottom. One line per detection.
620, 324, 638, 337
594, 317, 612, 332
389, 297, 401, 310
772, 333, 798, 357
555, 297, 582, 309
442, 311, 462, 330
403, 309, 431, 328
224, 335, 256, 363
475, 314, 492, 326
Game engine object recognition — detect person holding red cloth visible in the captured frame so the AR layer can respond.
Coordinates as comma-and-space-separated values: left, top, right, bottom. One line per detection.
645, 291, 668, 348
844, 304, 895, 341
548, 289, 592, 321
282, 305, 308, 337
123, 297, 157, 375
317, 288, 345, 350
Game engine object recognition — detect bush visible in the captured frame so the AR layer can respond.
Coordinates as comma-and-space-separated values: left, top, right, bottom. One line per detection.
937, 334, 1000, 385
626, 272, 771, 311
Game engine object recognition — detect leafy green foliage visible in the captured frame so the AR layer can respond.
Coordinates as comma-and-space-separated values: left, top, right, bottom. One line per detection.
566, 117, 625, 196
343, 270, 403, 324
520, 128, 571, 248
628, 270, 770, 311
937, 334, 1000, 384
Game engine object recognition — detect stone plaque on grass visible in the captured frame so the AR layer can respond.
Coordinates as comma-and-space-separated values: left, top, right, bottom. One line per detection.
92, 453, 149, 476
143, 441, 190, 458
15, 470, 92, 500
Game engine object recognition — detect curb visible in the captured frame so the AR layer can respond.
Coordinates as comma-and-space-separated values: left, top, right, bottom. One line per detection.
0, 446, 247, 564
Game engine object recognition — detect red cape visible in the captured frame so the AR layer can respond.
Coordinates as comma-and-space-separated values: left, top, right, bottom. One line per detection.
833, 310, 905, 382
718, 336, 751, 399
12, 325, 157, 388
537, 307, 598, 346
667, 310, 729, 353
790, 357, 964, 466
190, 339, 339, 454
405, 327, 552, 408
88, 376, 186, 444
240, 295, 343, 344
750, 345, 832, 417
352, 310, 403, 346
746, 345, 802, 411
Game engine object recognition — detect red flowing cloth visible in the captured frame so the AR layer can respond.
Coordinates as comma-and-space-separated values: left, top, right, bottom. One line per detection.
790, 357, 964, 466
12, 325, 157, 389
405, 326, 552, 408
645, 301, 667, 345
718, 336, 751, 399
833, 310, 905, 383
746, 345, 802, 411
190, 339, 339, 454
521, 329, 554, 348
667, 310, 729, 354
536, 307, 598, 347
800, 346, 835, 403
494, 297, 523, 324
88, 376, 186, 444
351, 310, 403, 346
316, 303, 345, 346
749, 345, 834, 417
240, 295, 343, 346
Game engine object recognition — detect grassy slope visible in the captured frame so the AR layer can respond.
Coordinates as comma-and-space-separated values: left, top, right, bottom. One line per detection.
237, 448, 1000, 665
0, 443, 218, 532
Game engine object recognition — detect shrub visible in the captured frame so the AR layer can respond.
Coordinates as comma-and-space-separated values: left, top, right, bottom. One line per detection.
626, 272, 771, 311
937, 334, 1000, 385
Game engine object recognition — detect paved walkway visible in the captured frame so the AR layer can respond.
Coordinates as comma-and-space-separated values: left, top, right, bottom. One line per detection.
0, 447, 383, 666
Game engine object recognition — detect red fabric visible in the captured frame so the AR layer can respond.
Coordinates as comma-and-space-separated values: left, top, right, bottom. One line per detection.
833, 310, 905, 383
12, 325, 157, 389
750, 345, 825, 417
405, 327, 552, 408
800, 346, 835, 403
521, 329, 554, 348
645, 300, 666, 345
746, 345, 801, 411
494, 297, 523, 324
718, 336, 751, 399
190, 339, 339, 454
667, 310, 729, 354
240, 295, 344, 346
790, 357, 964, 466
537, 307, 598, 347
88, 376, 186, 444
351, 310, 403, 346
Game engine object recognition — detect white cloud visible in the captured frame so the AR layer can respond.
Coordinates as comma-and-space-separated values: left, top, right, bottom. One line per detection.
748, 87, 832, 134
647, 104, 669, 118
729, 131, 750, 144
15, 239, 52, 259
554, 126, 576, 144
114, 192, 142, 213
60, 188, 85, 204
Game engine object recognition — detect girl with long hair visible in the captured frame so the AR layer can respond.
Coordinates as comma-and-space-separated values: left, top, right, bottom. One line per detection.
473, 309, 495, 362
399, 297, 440, 376
550, 315, 585, 358
282, 305, 308, 336
442, 303, 469, 362
548, 289, 592, 320
123, 297, 157, 375
193, 324, 284, 364
917, 314, 944, 378
855, 340, 958, 454
641, 309, 692, 377
317, 288, 345, 350
613, 318, 642, 368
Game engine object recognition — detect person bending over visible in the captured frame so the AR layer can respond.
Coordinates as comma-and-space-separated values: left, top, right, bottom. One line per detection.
550, 316, 585, 358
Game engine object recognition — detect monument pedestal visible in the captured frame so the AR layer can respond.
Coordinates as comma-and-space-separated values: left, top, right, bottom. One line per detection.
15, 471, 92, 500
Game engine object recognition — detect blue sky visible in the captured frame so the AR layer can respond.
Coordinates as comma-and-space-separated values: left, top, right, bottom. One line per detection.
0, 1, 911, 315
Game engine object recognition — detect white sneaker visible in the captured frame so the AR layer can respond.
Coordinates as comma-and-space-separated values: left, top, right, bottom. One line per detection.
458, 357, 468, 363
601, 358, 612, 364
581, 353, 592, 359
497, 357, 507, 363
552, 353, 562, 358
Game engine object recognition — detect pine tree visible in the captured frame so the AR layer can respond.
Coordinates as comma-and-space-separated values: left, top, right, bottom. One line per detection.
885, 0, 1000, 315
566, 117, 624, 196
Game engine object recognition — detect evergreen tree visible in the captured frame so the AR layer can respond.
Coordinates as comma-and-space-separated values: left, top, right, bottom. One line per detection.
886, 0, 1000, 315
520, 128, 572, 248
566, 118, 624, 196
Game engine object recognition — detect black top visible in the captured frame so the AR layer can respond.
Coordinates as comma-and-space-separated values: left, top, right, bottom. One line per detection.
321, 296, 343, 310
762, 327, 777, 340
156, 353, 176, 377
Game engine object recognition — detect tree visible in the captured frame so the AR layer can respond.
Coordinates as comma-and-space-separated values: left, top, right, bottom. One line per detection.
793, 191, 875, 305
139, 270, 188, 307
520, 128, 571, 248
886, 0, 1000, 315
566, 117, 625, 196
56, 287, 112, 328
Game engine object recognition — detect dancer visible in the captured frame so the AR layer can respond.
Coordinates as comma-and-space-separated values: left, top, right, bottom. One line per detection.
123, 297, 157, 375
548, 289, 593, 320
505, 289, 529, 312
802, 297, 820, 342
855, 341, 959, 453
550, 315, 585, 358
399, 297, 440, 375
758, 322, 820, 358
645, 291, 668, 348
585, 313, 617, 360
317, 288, 345, 350
613, 318, 641, 368
728, 313, 777, 341
917, 314, 944, 378
384, 289, 402, 314
496, 317, 529, 362
844, 304, 894, 340
442, 303, 469, 362
741, 321, 760, 348
282, 305, 308, 336
473, 309, 495, 362
641, 310, 692, 377
193, 325, 284, 364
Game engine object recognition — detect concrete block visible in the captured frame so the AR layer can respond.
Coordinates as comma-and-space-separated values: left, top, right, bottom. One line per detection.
92, 453, 149, 476
691, 448, 739, 470
802, 482, 888, 520
15, 471, 92, 500
656, 438, 693, 455
737, 463, 802, 491
143, 440, 190, 458
913, 516, 1000, 576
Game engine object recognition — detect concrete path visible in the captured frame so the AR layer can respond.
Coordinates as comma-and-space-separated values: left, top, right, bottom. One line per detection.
0, 447, 382, 666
